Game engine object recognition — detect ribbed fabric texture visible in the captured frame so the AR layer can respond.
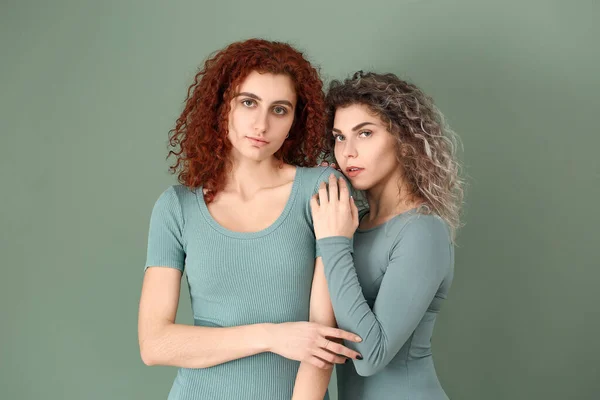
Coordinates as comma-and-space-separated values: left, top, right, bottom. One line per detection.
317, 210, 454, 400
144, 166, 342, 400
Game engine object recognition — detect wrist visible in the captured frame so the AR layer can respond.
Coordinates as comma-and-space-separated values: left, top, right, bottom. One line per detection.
256, 323, 276, 353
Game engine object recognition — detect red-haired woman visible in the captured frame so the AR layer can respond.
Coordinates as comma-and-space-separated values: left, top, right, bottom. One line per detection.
138, 39, 362, 400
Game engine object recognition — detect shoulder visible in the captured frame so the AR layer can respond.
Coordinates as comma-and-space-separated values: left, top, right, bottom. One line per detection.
153, 184, 194, 204
297, 166, 347, 195
151, 184, 198, 218
299, 165, 339, 182
392, 212, 452, 250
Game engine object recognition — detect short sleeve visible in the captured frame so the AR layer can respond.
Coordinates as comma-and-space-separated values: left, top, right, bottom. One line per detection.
311, 167, 353, 258
144, 186, 186, 272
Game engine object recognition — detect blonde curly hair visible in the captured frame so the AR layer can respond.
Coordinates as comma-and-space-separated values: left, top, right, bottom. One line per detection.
324, 71, 465, 241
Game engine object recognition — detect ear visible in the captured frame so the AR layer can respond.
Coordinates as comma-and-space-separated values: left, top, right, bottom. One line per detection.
400, 143, 409, 157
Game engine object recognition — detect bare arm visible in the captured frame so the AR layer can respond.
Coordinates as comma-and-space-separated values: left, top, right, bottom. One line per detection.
138, 266, 271, 368
138, 266, 361, 369
292, 257, 355, 399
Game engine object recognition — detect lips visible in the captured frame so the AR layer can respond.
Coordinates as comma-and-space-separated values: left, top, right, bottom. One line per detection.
346, 166, 364, 178
246, 136, 270, 147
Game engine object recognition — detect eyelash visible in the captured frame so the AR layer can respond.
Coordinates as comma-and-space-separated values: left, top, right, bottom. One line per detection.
333, 130, 372, 142
241, 99, 288, 116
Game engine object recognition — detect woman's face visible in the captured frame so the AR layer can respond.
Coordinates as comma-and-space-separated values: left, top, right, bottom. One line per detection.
332, 103, 400, 191
227, 70, 297, 163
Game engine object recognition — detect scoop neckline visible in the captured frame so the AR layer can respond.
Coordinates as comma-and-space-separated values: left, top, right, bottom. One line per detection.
195, 167, 302, 239
356, 207, 419, 233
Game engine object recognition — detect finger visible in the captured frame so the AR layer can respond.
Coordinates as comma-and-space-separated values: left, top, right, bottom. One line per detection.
338, 177, 350, 202
330, 163, 337, 169
309, 356, 333, 370
350, 196, 359, 226
328, 173, 339, 204
310, 193, 319, 212
318, 181, 328, 204
321, 326, 362, 343
314, 348, 347, 365
323, 340, 362, 360
320, 161, 329, 167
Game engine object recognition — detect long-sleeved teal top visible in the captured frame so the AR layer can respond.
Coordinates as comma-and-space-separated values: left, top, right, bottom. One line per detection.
144, 166, 342, 400
317, 209, 454, 400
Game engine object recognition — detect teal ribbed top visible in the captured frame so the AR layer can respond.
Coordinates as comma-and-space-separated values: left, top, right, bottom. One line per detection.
318, 209, 454, 400
144, 166, 341, 400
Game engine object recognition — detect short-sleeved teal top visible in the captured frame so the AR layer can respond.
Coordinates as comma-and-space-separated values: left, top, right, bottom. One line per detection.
145, 166, 343, 400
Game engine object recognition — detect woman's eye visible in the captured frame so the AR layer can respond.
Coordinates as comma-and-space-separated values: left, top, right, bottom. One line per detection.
334, 134, 345, 142
273, 106, 287, 115
242, 99, 256, 107
359, 130, 372, 138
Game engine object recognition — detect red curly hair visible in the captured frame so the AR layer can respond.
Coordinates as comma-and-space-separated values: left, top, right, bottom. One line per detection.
167, 38, 327, 203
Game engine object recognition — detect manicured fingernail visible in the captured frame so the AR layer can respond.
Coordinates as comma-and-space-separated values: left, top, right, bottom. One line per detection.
356, 355, 363, 360
355, 336, 362, 342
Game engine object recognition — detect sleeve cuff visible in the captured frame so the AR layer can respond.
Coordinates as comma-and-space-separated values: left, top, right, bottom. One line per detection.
316, 236, 353, 253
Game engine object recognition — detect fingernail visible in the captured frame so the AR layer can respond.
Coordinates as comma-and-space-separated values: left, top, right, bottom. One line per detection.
355, 336, 362, 342
356, 355, 363, 360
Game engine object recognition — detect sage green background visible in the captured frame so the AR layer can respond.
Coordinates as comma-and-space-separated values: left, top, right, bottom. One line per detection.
1, 1, 598, 399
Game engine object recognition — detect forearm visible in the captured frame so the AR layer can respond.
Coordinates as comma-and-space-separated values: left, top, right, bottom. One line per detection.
318, 237, 387, 349
292, 363, 333, 400
292, 257, 336, 399
140, 322, 272, 368
318, 233, 447, 376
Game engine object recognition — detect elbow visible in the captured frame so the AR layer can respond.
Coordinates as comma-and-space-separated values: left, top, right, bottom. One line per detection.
138, 321, 171, 366
139, 341, 159, 366
141, 353, 156, 366
354, 363, 378, 377
352, 348, 388, 377
353, 361, 383, 377
139, 331, 167, 366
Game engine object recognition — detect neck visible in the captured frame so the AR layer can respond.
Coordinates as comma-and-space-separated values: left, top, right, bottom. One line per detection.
365, 169, 418, 222
225, 154, 287, 196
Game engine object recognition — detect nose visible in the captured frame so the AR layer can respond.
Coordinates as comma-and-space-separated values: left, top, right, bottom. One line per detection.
341, 138, 358, 159
253, 108, 269, 134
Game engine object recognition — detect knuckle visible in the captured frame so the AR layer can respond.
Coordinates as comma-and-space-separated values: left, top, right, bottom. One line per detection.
331, 343, 343, 354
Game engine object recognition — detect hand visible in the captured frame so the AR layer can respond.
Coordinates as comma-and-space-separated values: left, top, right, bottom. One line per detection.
319, 161, 341, 172
268, 321, 362, 369
310, 174, 359, 240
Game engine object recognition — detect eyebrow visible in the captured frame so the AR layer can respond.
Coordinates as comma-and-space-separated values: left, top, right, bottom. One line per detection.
235, 92, 294, 108
332, 122, 377, 134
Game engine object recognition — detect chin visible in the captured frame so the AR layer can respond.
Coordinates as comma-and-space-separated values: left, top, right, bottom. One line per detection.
347, 179, 372, 191
241, 148, 276, 162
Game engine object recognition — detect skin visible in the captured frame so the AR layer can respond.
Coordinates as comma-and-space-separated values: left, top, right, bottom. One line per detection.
321, 104, 419, 228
